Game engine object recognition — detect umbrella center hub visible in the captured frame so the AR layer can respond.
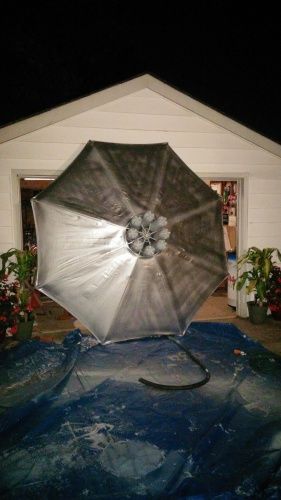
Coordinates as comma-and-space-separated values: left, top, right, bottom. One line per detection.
125, 211, 170, 258
142, 228, 152, 241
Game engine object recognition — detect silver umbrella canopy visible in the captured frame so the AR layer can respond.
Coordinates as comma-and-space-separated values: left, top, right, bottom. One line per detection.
32, 141, 227, 344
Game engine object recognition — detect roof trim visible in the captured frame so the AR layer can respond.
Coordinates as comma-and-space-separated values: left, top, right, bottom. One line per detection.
147, 75, 281, 159
0, 75, 151, 144
1, 73, 281, 158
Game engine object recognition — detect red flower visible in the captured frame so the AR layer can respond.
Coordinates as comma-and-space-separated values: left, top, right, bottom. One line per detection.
269, 304, 281, 313
9, 325, 18, 335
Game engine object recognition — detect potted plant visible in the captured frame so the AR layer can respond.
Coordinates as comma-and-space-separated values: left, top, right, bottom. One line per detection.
267, 266, 281, 320
0, 279, 18, 342
236, 247, 281, 324
0, 247, 37, 340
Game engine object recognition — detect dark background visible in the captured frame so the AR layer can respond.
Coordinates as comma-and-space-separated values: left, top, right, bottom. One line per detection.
1, 3, 280, 143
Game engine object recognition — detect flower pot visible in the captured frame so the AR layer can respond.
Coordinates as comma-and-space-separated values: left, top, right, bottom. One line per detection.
247, 302, 268, 325
0, 327, 6, 343
16, 320, 34, 341
271, 310, 281, 321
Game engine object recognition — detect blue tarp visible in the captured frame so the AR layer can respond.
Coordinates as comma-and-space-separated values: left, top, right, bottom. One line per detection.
0, 322, 281, 499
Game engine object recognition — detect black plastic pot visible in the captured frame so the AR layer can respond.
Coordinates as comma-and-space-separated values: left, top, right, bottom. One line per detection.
247, 302, 268, 325
271, 310, 281, 321
16, 320, 34, 340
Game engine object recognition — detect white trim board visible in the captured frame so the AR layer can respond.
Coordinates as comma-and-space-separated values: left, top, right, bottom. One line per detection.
11, 169, 61, 249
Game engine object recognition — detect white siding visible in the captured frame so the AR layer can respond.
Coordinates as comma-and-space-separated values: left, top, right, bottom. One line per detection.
0, 87, 281, 257
92, 92, 194, 115
0, 175, 13, 252
9, 127, 256, 149
0, 193, 11, 210
0, 210, 12, 226
58, 111, 229, 133
0, 175, 10, 193
248, 179, 281, 249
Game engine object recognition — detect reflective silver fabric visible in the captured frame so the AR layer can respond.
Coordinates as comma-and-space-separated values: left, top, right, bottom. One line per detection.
32, 141, 227, 344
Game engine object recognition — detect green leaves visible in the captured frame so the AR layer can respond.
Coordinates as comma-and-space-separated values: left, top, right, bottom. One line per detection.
246, 279, 258, 294
0, 248, 17, 279
236, 271, 249, 291
0, 248, 37, 287
236, 246, 281, 305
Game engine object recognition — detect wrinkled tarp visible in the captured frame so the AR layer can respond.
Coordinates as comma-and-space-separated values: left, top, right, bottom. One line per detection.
0, 322, 281, 499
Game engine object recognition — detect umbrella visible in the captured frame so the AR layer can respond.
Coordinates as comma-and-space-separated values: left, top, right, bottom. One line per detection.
32, 141, 227, 345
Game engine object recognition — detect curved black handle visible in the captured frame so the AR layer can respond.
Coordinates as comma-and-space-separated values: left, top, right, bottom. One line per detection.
139, 335, 211, 391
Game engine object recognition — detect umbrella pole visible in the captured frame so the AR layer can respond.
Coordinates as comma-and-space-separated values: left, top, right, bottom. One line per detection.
139, 334, 210, 390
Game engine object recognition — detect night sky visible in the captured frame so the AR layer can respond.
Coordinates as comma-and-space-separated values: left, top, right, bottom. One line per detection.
1, 3, 281, 144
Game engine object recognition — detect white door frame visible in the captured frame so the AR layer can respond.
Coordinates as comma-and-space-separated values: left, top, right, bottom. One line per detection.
200, 174, 249, 318
11, 169, 60, 249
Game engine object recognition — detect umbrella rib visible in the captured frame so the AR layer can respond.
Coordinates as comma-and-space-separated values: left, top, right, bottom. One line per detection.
95, 146, 135, 216
168, 242, 227, 276
102, 257, 139, 343
153, 257, 182, 334
35, 198, 127, 231
182, 274, 228, 333
169, 198, 219, 226
36, 246, 130, 288
149, 145, 169, 212
156, 253, 184, 329
104, 257, 182, 343
158, 243, 227, 329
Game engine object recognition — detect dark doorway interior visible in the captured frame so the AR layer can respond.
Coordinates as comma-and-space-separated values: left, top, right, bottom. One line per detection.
20, 178, 54, 247
20, 177, 73, 324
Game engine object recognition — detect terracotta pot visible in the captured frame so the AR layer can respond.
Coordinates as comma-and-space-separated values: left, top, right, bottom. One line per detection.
16, 320, 34, 341
247, 302, 268, 325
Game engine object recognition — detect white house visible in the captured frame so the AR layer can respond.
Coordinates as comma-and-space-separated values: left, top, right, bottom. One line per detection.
1, 74, 281, 316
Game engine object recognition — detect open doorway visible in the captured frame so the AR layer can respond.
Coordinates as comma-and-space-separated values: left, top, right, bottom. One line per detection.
20, 176, 75, 336
194, 179, 239, 321
20, 177, 55, 248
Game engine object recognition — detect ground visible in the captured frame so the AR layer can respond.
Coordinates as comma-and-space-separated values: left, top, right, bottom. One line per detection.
1, 295, 281, 356
34, 296, 281, 356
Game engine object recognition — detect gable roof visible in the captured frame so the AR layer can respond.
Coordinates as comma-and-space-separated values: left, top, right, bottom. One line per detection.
1, 73, 281, 158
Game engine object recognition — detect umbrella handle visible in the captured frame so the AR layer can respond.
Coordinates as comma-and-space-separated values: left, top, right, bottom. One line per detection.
139, 335, 210, 391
